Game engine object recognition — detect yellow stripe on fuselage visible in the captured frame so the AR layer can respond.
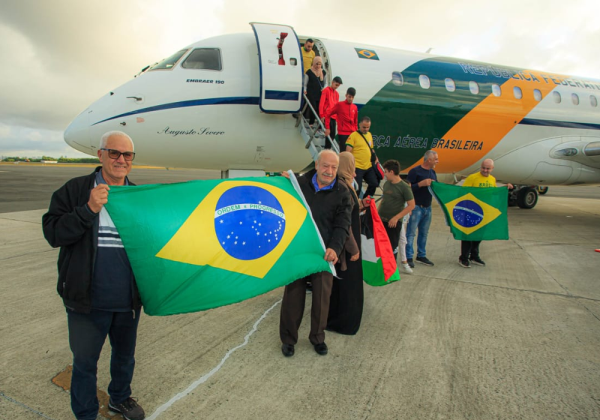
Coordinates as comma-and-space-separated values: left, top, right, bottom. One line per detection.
408, 70, 565, 174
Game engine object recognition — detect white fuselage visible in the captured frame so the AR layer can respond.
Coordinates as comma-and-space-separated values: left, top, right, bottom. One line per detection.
65, 30, 600, 185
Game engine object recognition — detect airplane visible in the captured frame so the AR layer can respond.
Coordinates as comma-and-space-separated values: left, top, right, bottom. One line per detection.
64, 22, 600, 209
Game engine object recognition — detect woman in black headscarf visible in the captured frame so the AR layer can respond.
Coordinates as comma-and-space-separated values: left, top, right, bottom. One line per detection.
327, 151, 364, 335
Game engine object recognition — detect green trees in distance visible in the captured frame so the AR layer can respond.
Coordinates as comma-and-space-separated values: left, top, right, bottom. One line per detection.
2, 156, 100, 163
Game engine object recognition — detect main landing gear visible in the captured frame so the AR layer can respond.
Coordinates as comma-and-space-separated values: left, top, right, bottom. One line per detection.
508, 185, 539, 209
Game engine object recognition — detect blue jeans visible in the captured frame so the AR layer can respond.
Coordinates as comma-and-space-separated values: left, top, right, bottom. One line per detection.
405, 205, 432, 260
67, 309, 141, 420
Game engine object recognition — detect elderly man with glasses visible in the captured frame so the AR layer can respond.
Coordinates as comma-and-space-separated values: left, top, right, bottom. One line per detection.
43, 131, 145, 420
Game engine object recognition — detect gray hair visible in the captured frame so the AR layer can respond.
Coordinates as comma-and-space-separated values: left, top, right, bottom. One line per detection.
423, 150, 437, 162
99, 131, 134, 150
316, 149, 338, 164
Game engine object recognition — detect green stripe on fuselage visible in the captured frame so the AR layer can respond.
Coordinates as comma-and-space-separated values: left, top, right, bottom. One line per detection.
360, 57, 520, 171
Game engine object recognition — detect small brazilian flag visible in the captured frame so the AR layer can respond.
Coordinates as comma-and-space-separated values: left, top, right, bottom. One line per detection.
105, 176, 331, 316
430, 182, 509, 241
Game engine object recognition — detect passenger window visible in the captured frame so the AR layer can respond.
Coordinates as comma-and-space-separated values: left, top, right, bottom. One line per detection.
392, 71, 404, 86
513, 87, 523, 100
492, 84, 501, 97
445, 78, 456, 92
150, 49, 189, 71
182, 48, 222, 70
572, 93, 580, 105
469, 81, 479, 95
419, 75, 430, 89
553, 91, 561, 103
533, 89, 542, 101
591, 95, 598, 107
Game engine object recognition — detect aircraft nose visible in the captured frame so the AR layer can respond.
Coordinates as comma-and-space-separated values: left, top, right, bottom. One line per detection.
64, 111, 92, 154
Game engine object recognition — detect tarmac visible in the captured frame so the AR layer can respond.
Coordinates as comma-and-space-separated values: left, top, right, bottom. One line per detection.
1, 164, 600, 420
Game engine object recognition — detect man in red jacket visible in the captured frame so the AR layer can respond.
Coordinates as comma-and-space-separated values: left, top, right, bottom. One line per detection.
324, 87, 358, 152
319, 76, 343, 148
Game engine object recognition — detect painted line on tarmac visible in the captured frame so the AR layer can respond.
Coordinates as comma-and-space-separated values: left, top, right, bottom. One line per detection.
146, 299, 282, 420
0, 392, 57, 420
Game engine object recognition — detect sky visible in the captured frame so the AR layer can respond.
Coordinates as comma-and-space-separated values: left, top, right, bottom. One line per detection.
1, 0, 599, 158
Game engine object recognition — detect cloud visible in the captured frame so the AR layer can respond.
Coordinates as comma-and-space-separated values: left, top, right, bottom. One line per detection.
0, 125, 89, 158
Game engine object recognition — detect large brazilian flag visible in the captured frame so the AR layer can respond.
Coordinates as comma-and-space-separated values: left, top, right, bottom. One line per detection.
430, 182, 509, 241
105, 175, 331, 316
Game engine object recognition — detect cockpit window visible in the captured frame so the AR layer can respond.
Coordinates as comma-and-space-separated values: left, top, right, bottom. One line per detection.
182, 48, 222, 71
150, 49, 189, 71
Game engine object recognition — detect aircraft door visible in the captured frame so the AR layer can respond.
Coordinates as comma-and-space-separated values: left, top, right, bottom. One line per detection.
250, 23, 303, 113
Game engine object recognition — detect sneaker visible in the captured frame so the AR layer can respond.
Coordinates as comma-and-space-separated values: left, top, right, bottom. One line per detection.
407, 258, 415, 268
458, 258, 471, 268
416, 256, 434, 266
108, 397, 145, 420
470, 256, 486, 266
401, 263, 413, 274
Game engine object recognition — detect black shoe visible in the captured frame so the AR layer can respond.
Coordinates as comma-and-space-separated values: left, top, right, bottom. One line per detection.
458, 258, 471, 268
470, 256, 486, 266
407, 258, 415, 268
281, 343, 295, 357
108, 397, 145, 420
313, 342, 328, 355
416, 256, 434, 266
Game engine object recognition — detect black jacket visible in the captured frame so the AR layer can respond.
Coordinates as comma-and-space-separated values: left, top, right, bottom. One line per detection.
298, 169, 352, 258
42, 167, 142, 313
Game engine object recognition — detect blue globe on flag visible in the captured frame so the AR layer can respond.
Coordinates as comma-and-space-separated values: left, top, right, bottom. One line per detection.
453, 200, 484, 228
214, 186, 286, 260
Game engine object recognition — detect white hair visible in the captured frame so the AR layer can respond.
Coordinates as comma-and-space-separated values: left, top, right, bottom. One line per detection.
316, 149, 338, 164
99, 131, 134, 150
423, 150, 437, 162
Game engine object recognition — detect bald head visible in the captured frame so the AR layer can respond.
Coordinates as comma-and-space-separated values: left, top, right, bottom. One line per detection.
480, 159, 494, 177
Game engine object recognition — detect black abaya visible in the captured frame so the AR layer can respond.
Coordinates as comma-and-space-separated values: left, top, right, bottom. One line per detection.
326, 193, 364, 335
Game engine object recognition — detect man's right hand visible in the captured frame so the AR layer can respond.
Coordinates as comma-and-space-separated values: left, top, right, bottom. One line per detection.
87, 184, 110, 213
325, 129, 330, 137
419, 179, 433, 187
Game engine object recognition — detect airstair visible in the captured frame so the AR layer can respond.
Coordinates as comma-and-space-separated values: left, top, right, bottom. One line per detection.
250, 22, 339, 164
296, 94, 340, 160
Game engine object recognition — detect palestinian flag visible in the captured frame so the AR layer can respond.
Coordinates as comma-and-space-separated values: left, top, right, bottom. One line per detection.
361, 200, 401, 286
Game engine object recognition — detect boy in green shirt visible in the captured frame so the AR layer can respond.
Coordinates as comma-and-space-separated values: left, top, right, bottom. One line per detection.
378, 160, 416, 274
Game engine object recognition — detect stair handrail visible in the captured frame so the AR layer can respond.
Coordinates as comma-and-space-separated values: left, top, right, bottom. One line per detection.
301, 93, 340, 155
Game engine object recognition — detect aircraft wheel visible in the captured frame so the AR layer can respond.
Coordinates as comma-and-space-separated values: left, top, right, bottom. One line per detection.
517, 187, 538, 209
537, 186, 549, 195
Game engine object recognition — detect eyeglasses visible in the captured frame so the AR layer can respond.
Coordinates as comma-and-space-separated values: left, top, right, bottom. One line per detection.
100, 148, 135, 161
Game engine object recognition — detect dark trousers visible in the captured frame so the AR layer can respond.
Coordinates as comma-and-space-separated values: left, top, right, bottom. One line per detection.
280, 272, 333, 346
325, 119, 337, 149
461, 240, 482, 260
384, 222, 402, 254
67, 308, 141, 420
355, 167, 379, 198
338, 134, 349, 153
